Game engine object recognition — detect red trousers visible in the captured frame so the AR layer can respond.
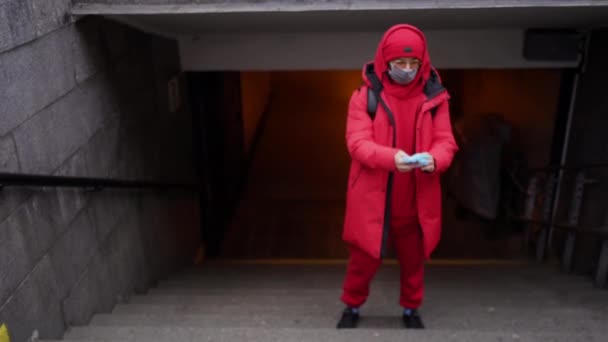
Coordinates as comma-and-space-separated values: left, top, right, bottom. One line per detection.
340, 220, 425, 309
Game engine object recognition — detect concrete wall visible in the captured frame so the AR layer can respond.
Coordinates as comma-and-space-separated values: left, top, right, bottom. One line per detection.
0, 3, 199, 341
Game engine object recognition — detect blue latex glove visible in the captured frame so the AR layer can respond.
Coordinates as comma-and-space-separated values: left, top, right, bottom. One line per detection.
401, 153, 432, 167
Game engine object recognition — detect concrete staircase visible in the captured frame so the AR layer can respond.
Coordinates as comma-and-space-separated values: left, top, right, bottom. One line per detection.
45, 262, 608, 341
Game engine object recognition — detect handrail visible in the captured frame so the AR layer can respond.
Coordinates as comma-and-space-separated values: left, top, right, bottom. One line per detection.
0, 172, 199, 191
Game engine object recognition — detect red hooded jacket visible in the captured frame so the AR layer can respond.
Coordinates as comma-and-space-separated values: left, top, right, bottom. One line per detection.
343, 24, 458, 259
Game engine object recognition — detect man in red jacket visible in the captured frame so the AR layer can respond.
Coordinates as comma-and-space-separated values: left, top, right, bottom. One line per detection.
337, 24, 458, 329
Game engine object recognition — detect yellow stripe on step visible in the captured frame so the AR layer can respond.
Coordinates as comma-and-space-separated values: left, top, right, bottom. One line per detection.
0, 323, 11, 342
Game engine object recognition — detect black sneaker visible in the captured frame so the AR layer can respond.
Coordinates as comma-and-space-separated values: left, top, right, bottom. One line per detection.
402, 310, 425, 329
337, 307, 360, 329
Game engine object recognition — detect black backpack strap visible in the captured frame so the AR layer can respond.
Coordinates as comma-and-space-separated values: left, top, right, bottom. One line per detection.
367, 87, 378, 120
363, 63, 396, 260
424, 68, 447, 118
365, 63, 395, 132
364, 63, 395, 128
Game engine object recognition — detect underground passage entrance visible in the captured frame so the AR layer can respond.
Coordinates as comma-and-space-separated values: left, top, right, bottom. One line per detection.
189, 67, 568, 261
3, 3, 607, 340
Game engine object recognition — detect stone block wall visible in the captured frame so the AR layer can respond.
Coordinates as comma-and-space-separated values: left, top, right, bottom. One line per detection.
0, 2, 200, 341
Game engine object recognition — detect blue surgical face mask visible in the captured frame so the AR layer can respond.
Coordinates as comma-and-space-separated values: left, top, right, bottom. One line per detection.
388, 64, 417, 85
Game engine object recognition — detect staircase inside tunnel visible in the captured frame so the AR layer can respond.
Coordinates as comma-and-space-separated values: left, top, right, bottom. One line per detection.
190, 68, 565, 260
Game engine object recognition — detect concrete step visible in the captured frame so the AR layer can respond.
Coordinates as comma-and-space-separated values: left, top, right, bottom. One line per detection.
108, 304, 607, 331
164, 267, 594, 287
164, 273, 556, 283
155, 278, 565, 291
176, 266, 567, 281
179, 264, 569, 276
89, 310, 608, 331
41, 264, 608, 342
179, 263, 583, 280
150, 283, 608, 309
147, 287, 341, 296
153, 279, 599, 294
127, 293, 607, 311
172, 270, 601, 284
168, 276, 593, 290
178, 265, 595, 286
146, 285, 605, 299
55, 326, 604, 342
90, 312, 396, 329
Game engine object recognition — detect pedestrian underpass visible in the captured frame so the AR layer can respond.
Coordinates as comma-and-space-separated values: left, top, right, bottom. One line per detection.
1, 1, 608, 341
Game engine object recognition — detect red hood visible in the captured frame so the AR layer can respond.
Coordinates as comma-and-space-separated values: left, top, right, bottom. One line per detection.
362, 24, 432, 99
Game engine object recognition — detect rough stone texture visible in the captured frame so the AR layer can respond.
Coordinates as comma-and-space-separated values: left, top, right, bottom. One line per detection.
0, 135, 29, 224
87, 189, 136, 245
2, 0, 36, 50
49, 210, 98, 298
0, 134, 19, 172
31, 0, 73, 37
82, 119, 122, 179
52, 153, 91, 228
0, 216, 34, 306
0, 13, 199, 342
0, 256, 64, 342
98, 206, 146, 299
6, 190, 65, 264
113, 106, 150, 181
0, 27, 75, 136
61, 249, 115, 326
13, 74, 118, 174
139, 195, 175, 282
0, 4, 11, 52
0, 187, 32, 228
0, 0, 74, 54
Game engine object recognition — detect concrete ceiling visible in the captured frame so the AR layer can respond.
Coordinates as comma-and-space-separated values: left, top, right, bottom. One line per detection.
73, 1, 606, 70
104, 7, 608, 37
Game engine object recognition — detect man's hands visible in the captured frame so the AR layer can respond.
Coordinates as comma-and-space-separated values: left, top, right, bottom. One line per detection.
394, 151, 435, 173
